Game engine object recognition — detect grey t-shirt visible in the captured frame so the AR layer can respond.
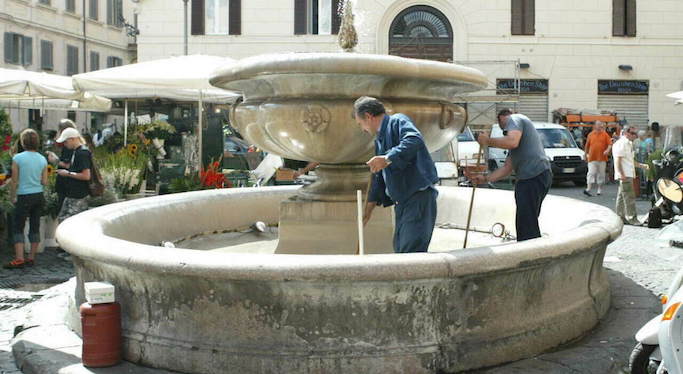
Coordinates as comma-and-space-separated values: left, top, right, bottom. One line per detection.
505, 114, 551, 180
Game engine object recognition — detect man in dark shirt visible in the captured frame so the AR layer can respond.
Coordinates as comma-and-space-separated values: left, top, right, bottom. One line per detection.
55, 127, 91, 221
354, 96, 439, 253
466, 109, 552, 241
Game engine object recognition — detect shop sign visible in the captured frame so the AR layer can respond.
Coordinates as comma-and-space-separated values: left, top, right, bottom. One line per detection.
496, 79, 549, 94
598, 80, 649, 95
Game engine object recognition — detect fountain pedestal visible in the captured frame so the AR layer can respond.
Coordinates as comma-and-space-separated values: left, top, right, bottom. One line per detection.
277, 164, 394, 254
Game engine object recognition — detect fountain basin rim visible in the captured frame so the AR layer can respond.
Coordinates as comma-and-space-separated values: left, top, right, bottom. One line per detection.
210, 52, 488, 91
55, 187, 622, 282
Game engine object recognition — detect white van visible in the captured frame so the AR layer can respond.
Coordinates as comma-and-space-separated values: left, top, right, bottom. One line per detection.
488, 122, 588, 185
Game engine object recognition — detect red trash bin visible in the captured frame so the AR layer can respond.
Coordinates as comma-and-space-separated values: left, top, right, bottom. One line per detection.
80, 302, 121, 367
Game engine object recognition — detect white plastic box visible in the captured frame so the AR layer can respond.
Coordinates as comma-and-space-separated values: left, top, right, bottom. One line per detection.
84, 282, 116, 304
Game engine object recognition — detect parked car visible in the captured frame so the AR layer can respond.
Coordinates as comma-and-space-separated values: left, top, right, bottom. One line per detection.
489, 122, 587, 185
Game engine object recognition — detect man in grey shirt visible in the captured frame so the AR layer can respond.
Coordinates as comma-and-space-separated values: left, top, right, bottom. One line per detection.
465, 109, 552, 241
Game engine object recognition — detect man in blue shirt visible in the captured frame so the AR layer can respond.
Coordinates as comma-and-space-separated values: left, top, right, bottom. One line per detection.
354, 96, 439, 253
466, 109, 552, 241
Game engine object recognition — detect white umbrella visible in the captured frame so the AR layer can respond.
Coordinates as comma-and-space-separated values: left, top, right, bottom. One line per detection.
72, 55, 241, 158
666, 91, 683, 105
0, 68, 111, 111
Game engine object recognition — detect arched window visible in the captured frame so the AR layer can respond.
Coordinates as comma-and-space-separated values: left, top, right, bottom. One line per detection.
389, 5, 453, 62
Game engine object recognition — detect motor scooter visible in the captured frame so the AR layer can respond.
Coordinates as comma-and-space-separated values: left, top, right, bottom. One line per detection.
651, 148, 683, 221
630, 264, 683, 374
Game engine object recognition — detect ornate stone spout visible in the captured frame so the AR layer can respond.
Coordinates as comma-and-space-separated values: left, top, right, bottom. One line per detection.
338, 0, 358, 52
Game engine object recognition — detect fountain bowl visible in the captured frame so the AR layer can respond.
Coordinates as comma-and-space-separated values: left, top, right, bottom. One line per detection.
56, 186, 620, 374
211, 53, 487, 163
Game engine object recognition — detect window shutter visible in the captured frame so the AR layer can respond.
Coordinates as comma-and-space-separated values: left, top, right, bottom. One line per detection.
89, 0, 98, 20
67, 46, 78, 75
229, 0, 241, 35
4, 33, 14, 64
107, 0, 113, 24
511, 0, 523, 35
90, 51, 99, 71
41, 40, 53, 70
331, 0, 341, 34
613, 0, 625, 36
22, 36, 32, 66
626, 0, 636, 36
294, 0, 307, 35
191, 0, 205, 35
523, 0, 535, 35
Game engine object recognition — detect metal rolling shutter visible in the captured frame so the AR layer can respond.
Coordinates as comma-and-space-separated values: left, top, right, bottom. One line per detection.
496, 95, 548, 122
517, 95, 548, 122
597, 95, 648, 127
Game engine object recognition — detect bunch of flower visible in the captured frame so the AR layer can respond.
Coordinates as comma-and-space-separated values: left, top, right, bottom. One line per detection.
200, 161, 230, 189
141, 120, 176, 141
97, 147, 149, 197
0, 110, 12, 207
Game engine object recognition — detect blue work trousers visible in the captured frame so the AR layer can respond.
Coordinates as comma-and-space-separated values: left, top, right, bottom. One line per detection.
514, 169, 552, 241
393, 187, 438, 253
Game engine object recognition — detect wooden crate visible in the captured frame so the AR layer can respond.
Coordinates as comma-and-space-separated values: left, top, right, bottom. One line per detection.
275, 168, 296, 181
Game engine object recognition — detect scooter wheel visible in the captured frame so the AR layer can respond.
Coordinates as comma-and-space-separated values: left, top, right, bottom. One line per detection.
629, 342, 657, 374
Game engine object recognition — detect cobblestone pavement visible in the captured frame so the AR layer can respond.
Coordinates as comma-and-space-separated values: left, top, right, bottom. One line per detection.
0, 248, 74, 373
0, 182, 678, 373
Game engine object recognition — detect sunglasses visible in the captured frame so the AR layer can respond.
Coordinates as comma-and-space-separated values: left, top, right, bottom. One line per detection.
627, 131, 637, 135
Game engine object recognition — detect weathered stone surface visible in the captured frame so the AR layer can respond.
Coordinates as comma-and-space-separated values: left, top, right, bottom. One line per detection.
55, 186, 620, 373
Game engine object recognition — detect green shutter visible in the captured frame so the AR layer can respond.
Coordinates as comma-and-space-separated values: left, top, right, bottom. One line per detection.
4, 33, 14, 64
294, 0, 307, 35
22, 36, 32, 66
613, 0, 625, 36
626, 0, 636, 36
511, 0, 523, 35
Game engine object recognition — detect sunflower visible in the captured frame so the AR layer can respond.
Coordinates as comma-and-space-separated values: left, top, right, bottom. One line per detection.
47, 165, 55, 175
127, 143, 138, 156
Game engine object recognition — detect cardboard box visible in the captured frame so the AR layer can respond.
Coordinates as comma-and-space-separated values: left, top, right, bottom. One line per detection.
84, 282, 115, 304
275, 168, 296, 181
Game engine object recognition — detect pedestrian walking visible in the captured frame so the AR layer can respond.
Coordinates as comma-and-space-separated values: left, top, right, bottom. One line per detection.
465, 109, 552, 241
54, 128, 91, 221
583, 121, 612, 196
4, 129, 48, 269
354, 96, 439, 253
613, 126, 649, 225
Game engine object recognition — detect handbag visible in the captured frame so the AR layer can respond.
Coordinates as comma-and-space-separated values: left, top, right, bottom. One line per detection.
71, 146, 104, 197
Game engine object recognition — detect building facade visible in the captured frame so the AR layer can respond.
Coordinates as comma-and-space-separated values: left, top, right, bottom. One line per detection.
1, 0, 136, 132
135, 0, 683, 129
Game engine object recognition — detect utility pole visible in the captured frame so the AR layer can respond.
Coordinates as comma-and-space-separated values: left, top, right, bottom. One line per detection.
183, 0, 189, 55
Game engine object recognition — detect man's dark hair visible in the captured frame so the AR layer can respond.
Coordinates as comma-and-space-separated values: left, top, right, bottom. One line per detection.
354, 96, 386, 117
20, 129, 39, 151
497, 108, 513, 118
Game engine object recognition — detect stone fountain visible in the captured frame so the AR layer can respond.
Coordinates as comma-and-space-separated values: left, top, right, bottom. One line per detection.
211, 1, 487, 255
51, 2, 621, 373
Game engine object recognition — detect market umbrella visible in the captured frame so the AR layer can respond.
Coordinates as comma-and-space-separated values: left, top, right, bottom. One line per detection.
667, 91, 683, 105
0, 68, 112, 111
72, 55, 241, 158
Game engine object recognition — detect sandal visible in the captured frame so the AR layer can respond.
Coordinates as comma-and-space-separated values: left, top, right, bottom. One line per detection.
3, 259, 25, 269
25, 259, 34, 267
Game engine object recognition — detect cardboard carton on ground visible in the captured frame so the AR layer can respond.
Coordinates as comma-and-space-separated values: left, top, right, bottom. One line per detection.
84, 282, 115, 304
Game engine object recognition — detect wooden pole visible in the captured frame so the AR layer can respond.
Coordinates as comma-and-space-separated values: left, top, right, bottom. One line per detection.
356, 172, 374, 255
463, 144, 484, 249
356, 189, 364, 255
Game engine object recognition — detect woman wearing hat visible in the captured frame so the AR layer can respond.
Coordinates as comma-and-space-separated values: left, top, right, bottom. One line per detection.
54, 127, 91, 221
